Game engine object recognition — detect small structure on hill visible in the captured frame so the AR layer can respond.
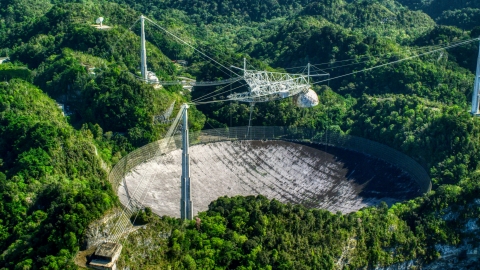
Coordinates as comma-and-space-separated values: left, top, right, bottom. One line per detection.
92, 17, 111, 31
88, 242, 122, 270
0, 57, 9, 64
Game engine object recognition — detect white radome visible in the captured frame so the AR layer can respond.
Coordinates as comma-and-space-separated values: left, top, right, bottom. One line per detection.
296, 89, 319, 108
96, 17, 104, 24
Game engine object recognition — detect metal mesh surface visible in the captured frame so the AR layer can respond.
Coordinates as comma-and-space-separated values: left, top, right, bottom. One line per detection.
109, 126, 431, 200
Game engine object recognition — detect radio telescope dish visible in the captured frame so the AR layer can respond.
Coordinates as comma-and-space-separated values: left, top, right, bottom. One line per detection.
95, 17, 104, 24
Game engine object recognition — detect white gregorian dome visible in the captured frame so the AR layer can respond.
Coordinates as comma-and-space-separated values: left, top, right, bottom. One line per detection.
296, 89, 319, 107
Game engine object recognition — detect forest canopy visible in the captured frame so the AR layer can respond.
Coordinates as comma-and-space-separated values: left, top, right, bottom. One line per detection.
0, 0, 480, 268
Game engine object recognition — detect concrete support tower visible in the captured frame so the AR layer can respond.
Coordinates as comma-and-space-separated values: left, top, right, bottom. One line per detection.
140, 15, 148, 81
180, 104, 193, 220
471, 39, 480, 115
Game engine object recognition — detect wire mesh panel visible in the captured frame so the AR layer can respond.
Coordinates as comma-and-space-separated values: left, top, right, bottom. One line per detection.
109, 126, 431, 199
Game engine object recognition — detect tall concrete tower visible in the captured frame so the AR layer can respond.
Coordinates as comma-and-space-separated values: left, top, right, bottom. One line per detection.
471, 38, 480, 116
180, 104, 193, 220
140, 15, 148, 81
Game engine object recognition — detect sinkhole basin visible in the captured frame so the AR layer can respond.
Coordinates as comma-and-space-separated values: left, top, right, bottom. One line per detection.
118, 140, 422, 217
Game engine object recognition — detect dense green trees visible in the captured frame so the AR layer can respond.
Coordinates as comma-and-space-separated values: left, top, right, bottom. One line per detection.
115, 173, 480, 268
396, 0, 480, 30
0, 0, 480, 268
5, 2, 206, 150
118, 189, 480, 269
0, 63, 32, 82
0, 80, 116, 268
437, 8, 480, 30
396, 0, 480, 19
112, 0, 310, 24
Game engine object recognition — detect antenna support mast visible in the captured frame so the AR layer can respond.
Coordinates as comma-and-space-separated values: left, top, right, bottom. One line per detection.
180, 104, 193, 220
140, 15, 148, 81
472, 39, 480, 115
471, 38, 480, 115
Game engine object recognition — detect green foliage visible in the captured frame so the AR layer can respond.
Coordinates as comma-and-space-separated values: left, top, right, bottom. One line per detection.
8, 2, 172, 73
130, 207, 152, 225
437, 8, 480, 30
112, 0, 310, 24
120, 196, 428, 268
1, 0, 480, 268
0, 63, 32, 82
396, 0, 480, 21
251, 16, 473, 104
413, 26, 478, 72
301, 0, 434, 38
0, 79, 116, 268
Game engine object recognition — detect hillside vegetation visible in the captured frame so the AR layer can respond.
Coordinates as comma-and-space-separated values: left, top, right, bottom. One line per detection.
0, 80, 116, 268
117, 190, 480, 269
0, 0, 480, 269
396, 0, 480, 30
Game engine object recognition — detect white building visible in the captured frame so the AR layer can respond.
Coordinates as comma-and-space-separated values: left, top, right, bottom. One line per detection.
0, 57, 10, 64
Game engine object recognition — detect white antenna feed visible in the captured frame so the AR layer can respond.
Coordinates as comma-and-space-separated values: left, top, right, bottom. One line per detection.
92, 17, 110, 30
96, 17, 104, 26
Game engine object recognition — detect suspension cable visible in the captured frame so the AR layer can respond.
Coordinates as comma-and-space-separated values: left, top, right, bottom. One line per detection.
144, 16, 240, 78
311, 37, 480, 86
193, 82, 248, 103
